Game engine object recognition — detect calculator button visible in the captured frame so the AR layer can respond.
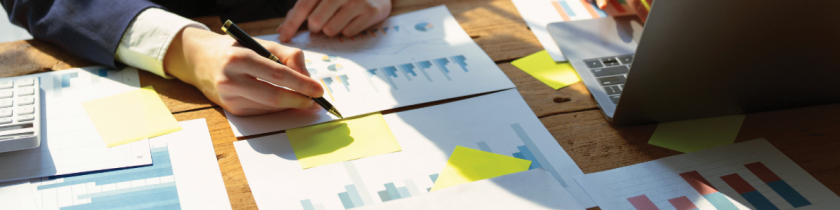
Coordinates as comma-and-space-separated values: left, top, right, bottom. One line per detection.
0, 108, 12, 117
16, 97, 33, 106
0, 118, 10, 124
18, 87, 35, 96
16, 78, 34, 87
17, 115, 34, 122
0, 90, 12, 99
0, 99, 12, 108
0, 81, 12, 89
17, 106, 34, 115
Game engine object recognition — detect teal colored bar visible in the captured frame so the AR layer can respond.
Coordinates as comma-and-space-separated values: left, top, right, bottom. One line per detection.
559, 1, 577, 17
511, 123, 567, 187
345, 185, 364, 208
767, 180, 811, 207
476, 141, 492, 152
397, 187, 411, 198
517, 145, 542, 169
377, 190, 392, 202
703, 192, 739, 210
338, 192, 354, 209
384, 183, 401, 200
300, 199, 315, 210
403, 180, 421, 196
77, 182, 175, 199
343, 161, 374, 206
429, 174, 439, 183
741, 191, 779, 210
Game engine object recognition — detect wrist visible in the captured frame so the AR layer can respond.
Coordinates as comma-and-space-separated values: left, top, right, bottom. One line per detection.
163, 27, 221, 86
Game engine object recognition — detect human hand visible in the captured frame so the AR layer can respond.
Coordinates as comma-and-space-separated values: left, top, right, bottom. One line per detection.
277, 0, 392, 42
164, 27, 325, 116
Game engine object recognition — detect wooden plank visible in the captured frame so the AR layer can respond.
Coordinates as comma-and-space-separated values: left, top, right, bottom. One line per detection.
498, 62, 598, 117
173, 107, 257, 210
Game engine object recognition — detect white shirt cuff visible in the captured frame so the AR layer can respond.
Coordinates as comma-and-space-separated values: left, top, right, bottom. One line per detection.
115, 8, 210, 79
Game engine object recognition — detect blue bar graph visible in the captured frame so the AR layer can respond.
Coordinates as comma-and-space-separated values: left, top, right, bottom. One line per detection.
511, 123, 567, 187
768, 181, 810, 207
394, 26, 400, 32
450, 55, 469, 72
721, 173, 778, 210
514, 145, 542, 170
301, 199, 316, 210
559, 1, 577, 17
383, 66, 399, 78
703, 192, 739, 210
476, 141, 493, 152
430, 174, 439, 183
384, 183, 401, 200
322, 77, 335, 93
98, 69, 108, 77
398, 64, 415, 81
742, 191, 778, 210
34, 147, 182, 210
415, 61, 434, 81
365, 69, 380, 92
339, 75, 351, 92
338, 192, 354, 209
53, 72, 79, 97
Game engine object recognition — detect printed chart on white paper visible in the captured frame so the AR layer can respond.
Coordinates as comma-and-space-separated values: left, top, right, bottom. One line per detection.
226, 5, 516, 137
235, 90, 594, 210
575, 139, 840, 210
29, 119, 231, 210
0, 67, 151, 183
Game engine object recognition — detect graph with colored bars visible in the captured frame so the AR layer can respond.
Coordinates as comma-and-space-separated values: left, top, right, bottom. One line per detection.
550, 0, 635, 22
299, 123, 570, 210
308, 22, 432, 44
627, 162, 811, 210
52, 69, 111, 97
29, 146, 181, 210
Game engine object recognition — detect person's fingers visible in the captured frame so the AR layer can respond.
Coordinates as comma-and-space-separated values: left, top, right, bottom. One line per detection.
226, 48, 324, 98
232, 78, 316, 110
321, 3, 365, 37
220, 96, 284, 116
307, 0, 348, 33
279, 0, 320, 42
341, 13, 376, 37
256, 39, 309, 77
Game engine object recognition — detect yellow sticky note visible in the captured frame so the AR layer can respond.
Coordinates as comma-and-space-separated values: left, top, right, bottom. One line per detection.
287, 112, 401, 169
511, 50, 581, 90
648, 115, 746, 153
82, 86, 182, 147
429, 146, 531, 192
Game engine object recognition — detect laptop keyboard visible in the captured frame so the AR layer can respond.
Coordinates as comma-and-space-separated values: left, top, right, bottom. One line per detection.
583, 54, 634, 104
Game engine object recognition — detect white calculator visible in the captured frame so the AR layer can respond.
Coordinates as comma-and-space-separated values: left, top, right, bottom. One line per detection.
0, 77, 41, 153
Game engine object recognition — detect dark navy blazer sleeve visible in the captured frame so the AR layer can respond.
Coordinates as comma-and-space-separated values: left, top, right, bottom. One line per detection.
2, 0, 161, 68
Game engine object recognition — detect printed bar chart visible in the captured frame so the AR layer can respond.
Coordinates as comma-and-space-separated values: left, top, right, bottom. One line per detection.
627, 194, 659, 210
338, 75, 351, 92
679, 171, 739, 210
398, 63, 417, 81
413, 61, 433, 82
668, 196, 699, 210
450, 55, 469, 72
745, 162, 811, 208
720, 173, 778, 210
53, 72, 79, 97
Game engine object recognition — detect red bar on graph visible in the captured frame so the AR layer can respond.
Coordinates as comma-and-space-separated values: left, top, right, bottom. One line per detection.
668, 196, 698, 210
551, 1, 572, 21
628, 195, 660, 210
745, 162, 782, 183
679, 171, 718, 195
721, 173, 757, 194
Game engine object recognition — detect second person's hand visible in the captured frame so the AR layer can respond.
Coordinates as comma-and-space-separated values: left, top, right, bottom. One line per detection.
277, 0, 392, 42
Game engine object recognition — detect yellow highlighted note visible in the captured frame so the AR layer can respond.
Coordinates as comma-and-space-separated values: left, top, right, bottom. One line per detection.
429, 146, 531, 192
511, 50, 581, 90
648, 115, 746, 153
82, 86, 182, 147
287, 112, 401, 169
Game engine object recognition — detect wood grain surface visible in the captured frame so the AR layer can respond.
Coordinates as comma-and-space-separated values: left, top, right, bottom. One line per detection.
0, 0, 837, 209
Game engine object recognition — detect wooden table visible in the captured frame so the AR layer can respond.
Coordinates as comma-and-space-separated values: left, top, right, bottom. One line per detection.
1, 0, 837, 209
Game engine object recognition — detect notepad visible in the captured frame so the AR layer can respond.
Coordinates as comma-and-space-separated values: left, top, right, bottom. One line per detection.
82, 86, 182, 147
511, 50, 580, 90
287, 112, 401, 169
648, 115, 746, 153
429, 146, 531, 192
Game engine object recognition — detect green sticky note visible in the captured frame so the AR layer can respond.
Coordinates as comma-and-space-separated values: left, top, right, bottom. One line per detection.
287, 112, 401, 169
648, 115, 746, 153
429, 146, 531, 192
511, 50, 581, 90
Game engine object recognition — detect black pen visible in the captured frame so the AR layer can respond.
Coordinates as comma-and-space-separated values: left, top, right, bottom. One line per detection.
221, 20, 343, 118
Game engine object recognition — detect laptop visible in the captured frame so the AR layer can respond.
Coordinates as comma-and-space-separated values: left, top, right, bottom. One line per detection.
546, 0, 840, 126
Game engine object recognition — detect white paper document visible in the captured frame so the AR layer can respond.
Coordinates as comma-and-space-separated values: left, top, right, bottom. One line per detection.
29, 119, 232, 210
0, 180, 37, 210
356, 169, 582, 210
511, 0, 636, 62
235, 89, 594, 210
226, 5, 516, 137
0, 67, 151, 183
575, 139, 840, 210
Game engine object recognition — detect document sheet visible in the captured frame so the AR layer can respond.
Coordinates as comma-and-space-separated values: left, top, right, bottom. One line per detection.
235, 89, 594, 210
575, 139, 840, 210
0, 67, 151, 183
226, 5, 516, 137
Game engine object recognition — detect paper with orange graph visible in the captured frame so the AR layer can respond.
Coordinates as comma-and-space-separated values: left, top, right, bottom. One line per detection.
429, 146, 532, 192
82, 86, 182, 147
286, 112, 401, 169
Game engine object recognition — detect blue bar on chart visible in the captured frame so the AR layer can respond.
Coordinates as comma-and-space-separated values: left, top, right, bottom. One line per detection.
434, 57, 451, 77
91, 69, 108, 84
511, 123, 567, 187
53, 72, 79, 97
427, 174, 439, 192
627, 194, 660, 210
365, 69, 382, 92
338, 75, 351, 92
398, 64, 416, 81
668, 196, 699, 210
34, 147, 182, 209
558, 1, 577, 17
413, 61, 434, 82
745, 162, 811, 208
381, 66, 399, 90
678, 171, 738, 210
720, 173, 778, 210
450, 55, 469, 72
476, 141, 493, 152
300, 199, 326, 210
321, 77, 335, 93
512, 145, 542, 170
